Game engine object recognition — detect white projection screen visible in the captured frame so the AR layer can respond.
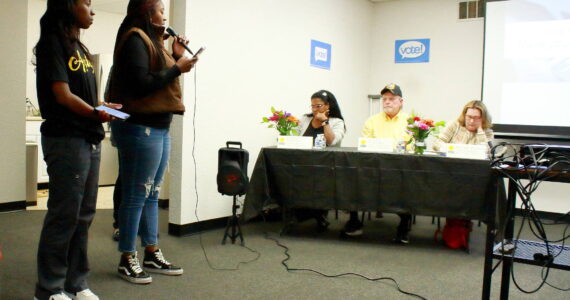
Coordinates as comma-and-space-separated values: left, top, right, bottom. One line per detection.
483, 0, 570, 139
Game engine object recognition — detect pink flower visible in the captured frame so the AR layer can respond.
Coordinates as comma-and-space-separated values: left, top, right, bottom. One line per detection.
419, 123, 429, 130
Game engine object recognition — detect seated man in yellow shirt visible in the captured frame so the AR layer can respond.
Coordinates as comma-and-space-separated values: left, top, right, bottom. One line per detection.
342, 83, 412, 244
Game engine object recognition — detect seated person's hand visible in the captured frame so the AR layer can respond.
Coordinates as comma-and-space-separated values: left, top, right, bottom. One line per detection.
315, 110, 329, 122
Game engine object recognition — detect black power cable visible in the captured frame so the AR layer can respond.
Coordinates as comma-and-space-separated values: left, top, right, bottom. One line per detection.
262, 230, 427, 300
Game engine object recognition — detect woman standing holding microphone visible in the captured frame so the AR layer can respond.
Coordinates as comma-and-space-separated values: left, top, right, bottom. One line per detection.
108, 0, 197, 284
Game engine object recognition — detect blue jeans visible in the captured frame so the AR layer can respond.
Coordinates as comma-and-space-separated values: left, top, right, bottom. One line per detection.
36, 136, 100, 300
110, 121, 170, 253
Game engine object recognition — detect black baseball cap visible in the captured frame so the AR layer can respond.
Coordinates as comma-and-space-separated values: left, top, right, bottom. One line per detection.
380, 83, 402, 97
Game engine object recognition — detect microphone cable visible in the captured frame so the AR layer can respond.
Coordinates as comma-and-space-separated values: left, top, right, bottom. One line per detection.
189, 65, 261, 271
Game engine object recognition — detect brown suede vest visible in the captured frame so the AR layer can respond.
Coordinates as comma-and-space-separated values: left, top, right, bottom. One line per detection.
107, 28, 185, 115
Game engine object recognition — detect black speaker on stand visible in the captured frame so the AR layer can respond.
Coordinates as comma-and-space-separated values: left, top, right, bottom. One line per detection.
217, 141, 249, 245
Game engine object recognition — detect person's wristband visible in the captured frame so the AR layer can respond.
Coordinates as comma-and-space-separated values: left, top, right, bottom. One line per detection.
322, 119, 329, 126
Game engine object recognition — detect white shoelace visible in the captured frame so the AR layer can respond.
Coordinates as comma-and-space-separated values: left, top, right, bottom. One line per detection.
128, 256, 144, 274
154, 250, 171, 265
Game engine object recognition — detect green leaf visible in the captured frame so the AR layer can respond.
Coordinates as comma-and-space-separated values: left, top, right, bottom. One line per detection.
271, 106, 276, 114
291, 129, 298, 135
268, 124, 274, 128
262, 117, 269, 122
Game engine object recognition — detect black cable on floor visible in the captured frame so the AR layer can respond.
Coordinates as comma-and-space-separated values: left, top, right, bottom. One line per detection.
263, 232, 427, 300
190, 66, 261, 271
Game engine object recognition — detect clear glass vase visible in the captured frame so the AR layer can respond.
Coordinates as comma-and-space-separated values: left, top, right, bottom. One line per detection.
413, 140, 426, 155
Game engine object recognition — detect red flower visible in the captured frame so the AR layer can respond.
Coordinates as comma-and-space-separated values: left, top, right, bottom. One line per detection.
413, 116, 421, 121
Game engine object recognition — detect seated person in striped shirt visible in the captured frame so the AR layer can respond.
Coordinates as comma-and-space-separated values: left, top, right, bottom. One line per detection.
432, 100, 493, 249
432, 100, 493, 152
342, 83, 412, 244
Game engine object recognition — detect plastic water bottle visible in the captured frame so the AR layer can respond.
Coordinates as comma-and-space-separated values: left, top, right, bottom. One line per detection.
314, 134, 326, 149
396, 140, 406, 153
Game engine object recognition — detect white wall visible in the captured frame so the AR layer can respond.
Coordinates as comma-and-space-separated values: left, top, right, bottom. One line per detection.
169, 0, 374, 224
0, 0, 27, 205
369, 0, 484, 123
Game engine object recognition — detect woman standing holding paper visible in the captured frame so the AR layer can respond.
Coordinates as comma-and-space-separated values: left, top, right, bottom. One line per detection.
33, 0, 120, 299
107, 0, 197, 284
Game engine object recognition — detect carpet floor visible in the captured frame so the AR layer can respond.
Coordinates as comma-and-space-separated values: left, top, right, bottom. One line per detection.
0, 209, 568, 300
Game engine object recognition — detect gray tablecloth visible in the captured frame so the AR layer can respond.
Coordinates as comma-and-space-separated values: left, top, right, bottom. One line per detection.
243, 147, 502, 224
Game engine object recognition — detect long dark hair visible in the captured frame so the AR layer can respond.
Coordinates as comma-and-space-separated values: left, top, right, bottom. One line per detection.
34, 0, 91, 60
114, 0, 165, 68
307, 90, 345, 121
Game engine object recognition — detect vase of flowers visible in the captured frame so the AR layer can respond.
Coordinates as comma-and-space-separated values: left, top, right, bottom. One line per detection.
261, 107, 300, 136
406, 114, 445, 155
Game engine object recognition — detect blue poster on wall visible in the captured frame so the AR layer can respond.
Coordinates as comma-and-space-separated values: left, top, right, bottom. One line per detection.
395, 39, 430, 63
310, 40, 331, 70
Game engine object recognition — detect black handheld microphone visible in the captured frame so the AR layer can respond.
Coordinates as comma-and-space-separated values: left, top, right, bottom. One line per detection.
166, 27, 194, 55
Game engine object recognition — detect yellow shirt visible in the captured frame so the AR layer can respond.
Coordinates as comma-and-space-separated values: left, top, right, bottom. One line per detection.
361, 111, 410, 142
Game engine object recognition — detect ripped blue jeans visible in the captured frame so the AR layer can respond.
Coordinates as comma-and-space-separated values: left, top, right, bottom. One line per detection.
110, 121, 170, 253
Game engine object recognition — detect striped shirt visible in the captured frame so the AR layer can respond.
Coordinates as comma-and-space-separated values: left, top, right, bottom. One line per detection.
432, 120, 494, 151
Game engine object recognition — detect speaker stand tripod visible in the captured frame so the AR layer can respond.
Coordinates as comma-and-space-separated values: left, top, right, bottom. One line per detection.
222, 195, 244, 245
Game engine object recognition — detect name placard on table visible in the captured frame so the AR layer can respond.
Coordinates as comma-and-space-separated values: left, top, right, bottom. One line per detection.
445, 143, 488, 160
276, 136, 313, 149
358, 137, 394, 153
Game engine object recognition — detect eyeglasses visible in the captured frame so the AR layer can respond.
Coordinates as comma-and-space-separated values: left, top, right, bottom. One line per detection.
311, 104, 325, 109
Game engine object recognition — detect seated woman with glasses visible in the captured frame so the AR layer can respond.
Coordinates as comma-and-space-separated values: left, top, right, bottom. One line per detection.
298, 90, 346, 147
432, 100, 493, 249
293, 90, 346, 231
432, 100, 493, 151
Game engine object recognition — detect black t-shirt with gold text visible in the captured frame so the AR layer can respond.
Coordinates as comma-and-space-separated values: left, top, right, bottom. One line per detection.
36, 34, 104, 144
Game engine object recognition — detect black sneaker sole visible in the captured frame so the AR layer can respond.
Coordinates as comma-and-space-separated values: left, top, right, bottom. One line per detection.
118, 272, 152, 284
144, 267, 184, 276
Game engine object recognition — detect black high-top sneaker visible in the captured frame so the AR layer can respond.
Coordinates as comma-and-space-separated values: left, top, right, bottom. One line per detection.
117, 253, 152, 284
143, 249, 184, 275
